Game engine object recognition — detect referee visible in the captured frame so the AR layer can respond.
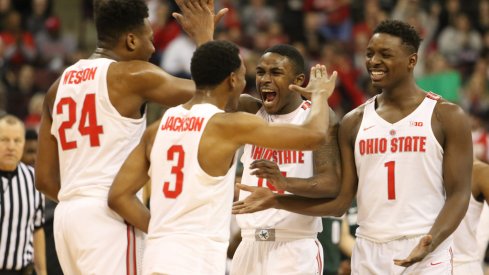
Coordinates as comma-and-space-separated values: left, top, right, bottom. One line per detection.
0, 115, 46, 275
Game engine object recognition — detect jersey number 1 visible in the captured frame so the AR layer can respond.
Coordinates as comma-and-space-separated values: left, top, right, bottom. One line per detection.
384, 161, 396, 200
56, 94, 104, 151
163, 145, 185, 199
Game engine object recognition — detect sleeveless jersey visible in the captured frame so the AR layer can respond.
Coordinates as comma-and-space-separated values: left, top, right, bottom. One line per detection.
452, 194, 484, 264
354, 93, 444, 242
148, 104, 237, 242
51, 58, 146, 201
236, 101, 322, 234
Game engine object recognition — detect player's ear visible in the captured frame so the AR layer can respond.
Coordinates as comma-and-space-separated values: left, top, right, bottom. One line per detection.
294, 73, 305, 86
229, 72, 237, 91
125, 32, 137, 51
408, 53, 417, 70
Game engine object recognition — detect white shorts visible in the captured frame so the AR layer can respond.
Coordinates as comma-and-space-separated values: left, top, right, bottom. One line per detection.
351, 236, 453, 275
453, 261, 483, 275
142, 234, 228, 275
230, 229, 323, 275
54, 197, 144, 275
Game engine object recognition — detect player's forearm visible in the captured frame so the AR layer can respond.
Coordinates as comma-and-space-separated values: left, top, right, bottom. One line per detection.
275, 194, 345, 217
427, 192, 469, 251
109, 196, 150, 233
304, 92, 330, 136
284, 175, 340, 198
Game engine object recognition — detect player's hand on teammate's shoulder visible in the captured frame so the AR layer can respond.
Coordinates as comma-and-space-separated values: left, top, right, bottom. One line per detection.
173, 0, 228, 46
290, 64, 337, 99
250, 159, 287, 191
232, 184, 276, 214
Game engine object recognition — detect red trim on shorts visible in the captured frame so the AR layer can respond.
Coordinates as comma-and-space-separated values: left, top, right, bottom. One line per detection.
315, 240, 323, 274
126, 223, 137, 275
126, 224, 131, 275
132, 226, 137, 275
449, 246, 453, 272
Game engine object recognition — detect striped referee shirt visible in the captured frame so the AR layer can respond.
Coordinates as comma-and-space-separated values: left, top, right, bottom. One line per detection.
0, 162, 44, 271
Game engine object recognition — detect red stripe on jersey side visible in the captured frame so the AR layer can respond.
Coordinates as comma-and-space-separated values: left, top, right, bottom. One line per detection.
315, 240, 323, 274
132, 226, 137, 275
126, 224, 130, 275
449, 246, 453, 271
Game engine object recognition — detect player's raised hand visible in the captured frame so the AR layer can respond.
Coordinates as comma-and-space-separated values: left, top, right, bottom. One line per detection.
232, 184, 276, 214
173, 0, 228, 46
393, 235, 433, 267
250, 159, 287, 191
290, 65, 337, 99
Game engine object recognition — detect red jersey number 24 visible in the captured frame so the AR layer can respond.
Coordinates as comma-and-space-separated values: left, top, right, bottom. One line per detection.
56, 94, 104, 151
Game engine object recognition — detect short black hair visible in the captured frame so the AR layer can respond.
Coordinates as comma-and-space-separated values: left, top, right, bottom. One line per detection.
373, 20, 422, 54
191, 40, 241, 88
93, 0, 149, 48
25, 128, 38, 141
263, 44, 305, 75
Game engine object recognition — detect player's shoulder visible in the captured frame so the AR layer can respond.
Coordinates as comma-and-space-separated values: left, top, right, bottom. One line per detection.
210, 111, 262, 132
109, 60, 157, 75
432, 97, 467, 124
341, 100, 368, 125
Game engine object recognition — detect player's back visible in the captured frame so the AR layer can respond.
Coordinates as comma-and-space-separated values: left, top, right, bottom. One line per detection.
144, 103, 237, 274
148, 103, 236, 241
51, 58, 146, 201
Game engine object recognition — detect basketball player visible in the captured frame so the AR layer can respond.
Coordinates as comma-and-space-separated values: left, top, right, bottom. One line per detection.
452, 159, 489, 275
230, 44, 341, 275
34, 0, 226, 274
108, 40, 337, 274
233, 20, 473, 274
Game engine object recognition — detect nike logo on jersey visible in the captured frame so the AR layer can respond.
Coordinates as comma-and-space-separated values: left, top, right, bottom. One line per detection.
363, 125, 375, 131
430, 262, 442, 266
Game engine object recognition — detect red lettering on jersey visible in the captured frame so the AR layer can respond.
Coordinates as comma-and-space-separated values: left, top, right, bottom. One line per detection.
161, 116, 204, 132
298, 151, 304, 163
390, 138, 396, 152
390, 136, 426, 153
283, 150, 291, 163
359, 138, 387, 155
250, 147, 306, 164
63, 67, 98, 85
252, 146, 264, 159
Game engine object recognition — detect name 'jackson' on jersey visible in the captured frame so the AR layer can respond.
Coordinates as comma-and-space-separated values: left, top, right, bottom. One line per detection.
354, 92, 446, 242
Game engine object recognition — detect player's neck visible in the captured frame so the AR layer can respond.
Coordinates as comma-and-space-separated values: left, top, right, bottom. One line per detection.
184, 90, 227, 110
91, 48, 121, 61
379, 85, 425, 108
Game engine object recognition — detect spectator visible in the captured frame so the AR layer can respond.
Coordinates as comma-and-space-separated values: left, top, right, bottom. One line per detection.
35, 16, 77, 73
0, 10, 36, 66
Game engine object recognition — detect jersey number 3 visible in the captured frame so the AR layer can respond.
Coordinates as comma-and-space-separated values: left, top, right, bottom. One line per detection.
163, 145, 185, 199
56, 94, 104, 150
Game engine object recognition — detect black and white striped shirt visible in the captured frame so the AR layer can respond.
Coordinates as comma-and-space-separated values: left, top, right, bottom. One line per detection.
0, 162, 44, 271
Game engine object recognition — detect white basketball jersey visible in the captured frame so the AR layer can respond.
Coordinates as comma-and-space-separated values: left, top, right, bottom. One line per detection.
148, 104, 237, 242
452, 194, 484, 264
237, 101, 322, 234
51, 58, 146, 201
354, 93, 444, 242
